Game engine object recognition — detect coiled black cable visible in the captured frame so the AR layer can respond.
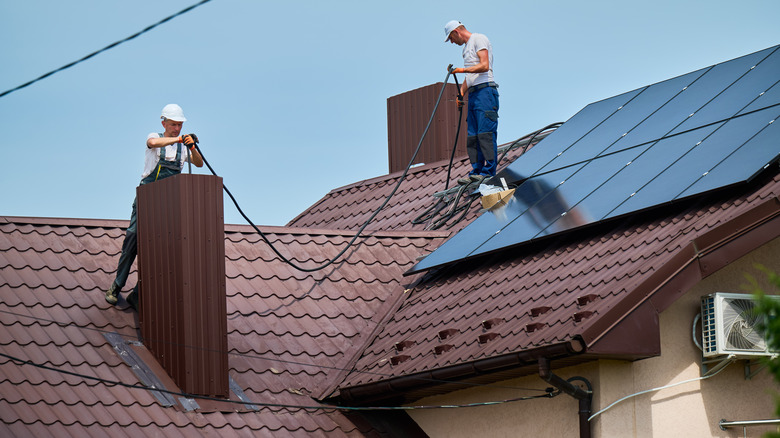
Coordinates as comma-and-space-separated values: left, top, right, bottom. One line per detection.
496, 122, 563, 166
412, 122, 564, 230
194, 69, 457, 272
427, 183, 470, 230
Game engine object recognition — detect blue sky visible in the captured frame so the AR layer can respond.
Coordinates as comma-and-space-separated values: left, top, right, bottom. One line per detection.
1, 0, 778, 226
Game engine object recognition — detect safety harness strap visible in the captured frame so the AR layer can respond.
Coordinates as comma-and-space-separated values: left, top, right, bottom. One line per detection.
155, 133, 183, 180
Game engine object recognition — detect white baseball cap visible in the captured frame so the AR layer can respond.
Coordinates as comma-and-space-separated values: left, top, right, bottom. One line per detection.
444, 20, 462, 42
160, 103, 187, 122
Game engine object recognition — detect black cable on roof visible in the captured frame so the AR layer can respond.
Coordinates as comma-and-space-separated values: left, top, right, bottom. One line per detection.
412, 122, 564, 230
0, 0, 213, 99
0, 350, 560, 412
195, 69, 458, 272
0, 304, 553, 394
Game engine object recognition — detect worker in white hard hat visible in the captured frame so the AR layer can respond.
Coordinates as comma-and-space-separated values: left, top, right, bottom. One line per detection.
444, 20, 499, 185
105, 104, 203, 310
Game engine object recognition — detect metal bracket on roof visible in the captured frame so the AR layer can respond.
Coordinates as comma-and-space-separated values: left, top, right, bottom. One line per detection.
178, 397, 200, 412
229, 376, 260, 411
103, 332, 177, 407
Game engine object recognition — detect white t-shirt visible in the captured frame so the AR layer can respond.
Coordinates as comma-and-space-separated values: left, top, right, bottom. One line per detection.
141, 133, 188, 178
462, 33, 494, 88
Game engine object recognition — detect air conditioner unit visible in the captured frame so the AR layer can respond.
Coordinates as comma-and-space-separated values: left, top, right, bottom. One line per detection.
701, 292, 779, 358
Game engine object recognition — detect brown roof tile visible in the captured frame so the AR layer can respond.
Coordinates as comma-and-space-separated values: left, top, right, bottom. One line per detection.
336, 171, 780, 402
0, 216, 448, 436
288, 139, 541, 233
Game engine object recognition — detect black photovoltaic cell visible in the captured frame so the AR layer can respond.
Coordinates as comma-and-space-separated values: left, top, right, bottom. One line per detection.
409, 45, 780, 274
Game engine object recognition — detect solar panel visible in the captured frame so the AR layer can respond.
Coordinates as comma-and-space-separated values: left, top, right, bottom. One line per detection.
409, 45, 780, 274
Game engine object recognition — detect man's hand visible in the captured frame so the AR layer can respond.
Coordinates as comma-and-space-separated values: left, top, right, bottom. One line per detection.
180, 134, 198, 149
457, 97, 464, 109
447, 65, 466, 74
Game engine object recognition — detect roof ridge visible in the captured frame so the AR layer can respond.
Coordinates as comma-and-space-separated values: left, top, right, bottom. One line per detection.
224, 223, 450, 238
325, 155, 470, 194
1, 216, 129, 228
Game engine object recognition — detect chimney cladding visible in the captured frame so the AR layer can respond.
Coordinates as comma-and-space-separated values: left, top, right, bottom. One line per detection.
386, 82, 467, 173
137, 174, 229, 398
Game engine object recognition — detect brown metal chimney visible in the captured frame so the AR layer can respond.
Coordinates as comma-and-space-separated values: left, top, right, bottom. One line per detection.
136, 173, 229, 398
387, 82, 467, 173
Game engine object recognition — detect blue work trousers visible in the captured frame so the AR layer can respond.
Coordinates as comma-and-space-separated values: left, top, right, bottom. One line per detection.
467, 86, 499, 176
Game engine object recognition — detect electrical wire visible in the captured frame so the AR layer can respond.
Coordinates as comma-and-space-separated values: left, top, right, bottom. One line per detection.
0, 0, 213, 99
412, 122, 563, 231
0, 350, 560, 412
444, 70, 464, 190
447, 192, 481, 229
515, 102, 780, 187
0, 308, 551, 394
587, 358, 732, 422
418, 98, 779, 232
427, 184, 473, 230
194, 70, 457, 273
496, 122, 563, 166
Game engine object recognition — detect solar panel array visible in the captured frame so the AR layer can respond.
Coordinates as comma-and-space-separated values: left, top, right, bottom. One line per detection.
409, 45, 780, 274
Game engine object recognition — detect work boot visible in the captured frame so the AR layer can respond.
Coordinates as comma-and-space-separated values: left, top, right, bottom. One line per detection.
458, 176, 472, 185
470, 174, 486, 183
105, 283, 119, 305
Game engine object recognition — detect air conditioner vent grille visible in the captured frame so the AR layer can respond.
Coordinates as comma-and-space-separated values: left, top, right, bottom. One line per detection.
701, 292, 777, 358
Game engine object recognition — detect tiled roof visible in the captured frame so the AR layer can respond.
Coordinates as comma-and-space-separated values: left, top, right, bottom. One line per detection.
287, 138, 539, 233
335, 171, 780, 403
0, 216, 447, 436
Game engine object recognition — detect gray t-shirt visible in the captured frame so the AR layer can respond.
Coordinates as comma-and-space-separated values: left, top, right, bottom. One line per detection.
462, 32, 494, 88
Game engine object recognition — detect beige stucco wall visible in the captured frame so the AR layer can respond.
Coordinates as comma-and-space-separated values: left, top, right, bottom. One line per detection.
407, 237, 780, 437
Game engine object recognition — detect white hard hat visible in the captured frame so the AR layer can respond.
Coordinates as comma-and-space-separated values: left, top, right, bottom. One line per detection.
444, 20, 462, 42
160, 104, 187, 122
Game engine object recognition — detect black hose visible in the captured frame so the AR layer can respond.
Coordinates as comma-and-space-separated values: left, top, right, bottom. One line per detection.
444, 72, 464, 190
447, 193, 480, 229
194, 69, 457, 273
412, 197, 449, 225
427, 122, 564, 230
496, 122, 563, 165
432, 183, 468, 228
428, 183, 473, 230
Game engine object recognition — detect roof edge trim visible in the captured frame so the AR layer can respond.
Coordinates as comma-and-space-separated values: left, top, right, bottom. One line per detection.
582, 195, 780, 348
335, 339, 584, 405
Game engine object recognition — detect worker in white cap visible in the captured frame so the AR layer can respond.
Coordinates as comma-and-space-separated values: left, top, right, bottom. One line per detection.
105, 104, 203, 310
444, 20, 499, 185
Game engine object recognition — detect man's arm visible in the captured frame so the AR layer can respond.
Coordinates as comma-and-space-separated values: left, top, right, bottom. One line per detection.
188, 147, 204, 168
469, 48, 490, 73
453, 49, 490, 75
147, 136, 181, 149
147, 135, 204, 168
454, 48, 490, 98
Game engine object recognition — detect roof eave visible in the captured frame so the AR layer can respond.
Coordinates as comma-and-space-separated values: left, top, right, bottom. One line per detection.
584, 194, 780, 352
333, 193, 780, 406
333, 339, 586, 406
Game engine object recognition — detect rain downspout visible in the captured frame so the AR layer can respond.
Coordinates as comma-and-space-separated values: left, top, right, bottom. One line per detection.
539, 357, 593, 438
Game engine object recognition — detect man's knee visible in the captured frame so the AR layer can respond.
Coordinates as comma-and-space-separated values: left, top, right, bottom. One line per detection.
477, 132, 496, 161
467, 135, 479, 163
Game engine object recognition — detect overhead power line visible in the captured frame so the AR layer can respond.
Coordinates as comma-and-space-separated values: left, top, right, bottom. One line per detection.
0, 0, 213, 99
